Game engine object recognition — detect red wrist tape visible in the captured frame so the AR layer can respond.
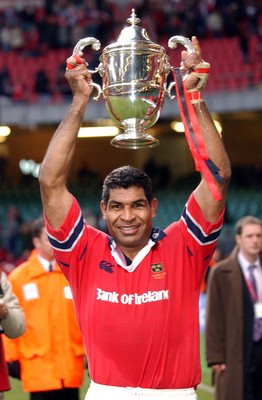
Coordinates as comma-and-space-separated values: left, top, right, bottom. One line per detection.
66, 54, 82, 70
188, 91, 203, 103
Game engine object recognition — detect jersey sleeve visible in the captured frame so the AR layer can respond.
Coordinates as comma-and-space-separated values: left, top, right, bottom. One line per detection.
165, 193, 225, 290
180, 192, 225, 252
44, 196, 86, 278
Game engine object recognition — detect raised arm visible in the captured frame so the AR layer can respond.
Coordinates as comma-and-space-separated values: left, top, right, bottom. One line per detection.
182, 37, 231, 223
39, 53, 93, 229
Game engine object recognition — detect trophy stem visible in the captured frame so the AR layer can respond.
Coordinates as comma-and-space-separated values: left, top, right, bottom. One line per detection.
110, 119, 159, 149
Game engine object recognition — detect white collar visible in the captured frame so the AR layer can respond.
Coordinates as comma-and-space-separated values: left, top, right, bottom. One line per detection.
238, 251, 261, 276
110, 238, 155, 273
37, 255, 54, 272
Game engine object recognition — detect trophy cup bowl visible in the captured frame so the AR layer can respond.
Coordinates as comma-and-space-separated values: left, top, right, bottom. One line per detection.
101, 38, 170, 149
72, 9, 194, 149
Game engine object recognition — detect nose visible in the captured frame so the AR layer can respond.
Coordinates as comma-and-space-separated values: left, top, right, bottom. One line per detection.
121, 206, 135, 221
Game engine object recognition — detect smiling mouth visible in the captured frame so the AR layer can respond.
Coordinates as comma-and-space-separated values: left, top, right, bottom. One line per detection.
118, 225, 140, 233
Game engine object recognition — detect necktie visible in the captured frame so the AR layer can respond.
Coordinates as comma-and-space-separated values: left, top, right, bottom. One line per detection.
248, 265, 262, 342
248, 265, 257, 297
49, 263, 54, 272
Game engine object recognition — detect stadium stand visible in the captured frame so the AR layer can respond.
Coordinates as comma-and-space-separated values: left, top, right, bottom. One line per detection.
0, 0, 262, 102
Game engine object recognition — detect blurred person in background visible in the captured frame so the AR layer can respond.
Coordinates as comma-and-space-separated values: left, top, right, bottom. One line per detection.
205, 215, 262, 400
3, 217, 86, 400
0, 267, 25, 398
3, 205, 24, 260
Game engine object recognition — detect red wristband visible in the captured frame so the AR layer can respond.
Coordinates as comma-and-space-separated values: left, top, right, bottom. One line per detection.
188, 91, 203, 104
66, 54, 82, 70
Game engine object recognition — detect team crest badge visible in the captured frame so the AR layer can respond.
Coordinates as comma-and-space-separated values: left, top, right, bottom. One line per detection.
151, 263, 163, 273
151, 262, 165, 279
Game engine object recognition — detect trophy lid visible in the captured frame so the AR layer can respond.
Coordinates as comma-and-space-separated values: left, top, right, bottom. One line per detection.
103, 8, 165, 53
117, 9, 152, 44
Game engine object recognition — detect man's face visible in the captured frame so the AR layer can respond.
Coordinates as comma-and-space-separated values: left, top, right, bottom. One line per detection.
236, 223, 262, 259
100, 186, 158, 258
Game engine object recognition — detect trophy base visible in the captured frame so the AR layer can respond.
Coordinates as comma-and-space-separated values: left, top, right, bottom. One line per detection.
110, 132, 159, 149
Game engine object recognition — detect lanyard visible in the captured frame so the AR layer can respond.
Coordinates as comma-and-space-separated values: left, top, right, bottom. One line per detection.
245, 276, 258, 303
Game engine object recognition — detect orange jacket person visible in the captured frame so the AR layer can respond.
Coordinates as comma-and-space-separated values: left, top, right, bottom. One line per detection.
3, 218, 85, 400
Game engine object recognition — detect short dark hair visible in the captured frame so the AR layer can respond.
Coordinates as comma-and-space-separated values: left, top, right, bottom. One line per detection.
31, 217, 45, 238
102, 165, 153, 206
235, 215, 262, 235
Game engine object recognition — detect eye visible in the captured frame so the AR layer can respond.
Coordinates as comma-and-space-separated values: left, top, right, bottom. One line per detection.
112, 204, 121, 210
134, 202, 144, 208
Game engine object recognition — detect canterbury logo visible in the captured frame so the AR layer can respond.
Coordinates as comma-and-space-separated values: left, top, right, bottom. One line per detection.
99, 260, 114, 273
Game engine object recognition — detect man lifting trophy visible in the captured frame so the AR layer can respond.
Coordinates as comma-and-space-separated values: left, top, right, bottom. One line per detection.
38, 8, 231, 400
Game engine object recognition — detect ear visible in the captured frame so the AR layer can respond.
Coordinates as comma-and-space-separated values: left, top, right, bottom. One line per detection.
150, 198, 158, 218
235, 234, 240, 246
32, 237, 39, 249
100, 201, 107, 220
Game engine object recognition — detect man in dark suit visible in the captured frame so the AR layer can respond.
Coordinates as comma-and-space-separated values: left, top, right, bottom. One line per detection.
205, 215, 262, 400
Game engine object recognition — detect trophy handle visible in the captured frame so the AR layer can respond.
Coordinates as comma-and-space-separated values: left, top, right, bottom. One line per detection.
168, 35, 194, 54
166, 35, 195, 99
73, 37, 102, 101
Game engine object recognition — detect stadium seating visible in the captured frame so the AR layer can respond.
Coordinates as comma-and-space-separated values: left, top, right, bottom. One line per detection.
1, 34, 262, 103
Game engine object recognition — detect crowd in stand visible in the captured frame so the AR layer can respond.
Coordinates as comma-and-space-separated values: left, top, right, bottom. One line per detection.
0, 0, 261, 53
0, 0, 262, 100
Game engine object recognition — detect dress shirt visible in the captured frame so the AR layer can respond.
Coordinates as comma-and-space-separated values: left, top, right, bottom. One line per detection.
36, 255, 55, 273
238, 251, 262, 302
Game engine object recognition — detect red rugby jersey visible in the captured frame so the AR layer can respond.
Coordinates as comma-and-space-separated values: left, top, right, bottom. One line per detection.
45, 193, 224, 389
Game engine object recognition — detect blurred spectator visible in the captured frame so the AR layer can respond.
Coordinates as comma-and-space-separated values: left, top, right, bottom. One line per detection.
55, 62, 73, 98
0, 142, 9, 183
0, 246, 8, 266
218, 226, 235, 258
8, 23, 24, 52
0, 66, 13, 98
238, 18, 251, 63
251, 162, 262, 187
201, 246, 223, 294
205, 215, 262, 400
22, 25, 40, 57
3, 217, 86, 400
83, 209, 98, 228
3, 205, 24, 259
217, 0, 242, 37
206, 6, 224, 38
244, 0, 260, 35
34, 68, 52, 101
97, 213, 109, 233
0, 268, 25, 396
144, 157, 171, 189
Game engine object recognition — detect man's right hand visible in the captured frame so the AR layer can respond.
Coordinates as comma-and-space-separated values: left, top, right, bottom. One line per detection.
65, 52, 94, 98
212, 363, 226, 373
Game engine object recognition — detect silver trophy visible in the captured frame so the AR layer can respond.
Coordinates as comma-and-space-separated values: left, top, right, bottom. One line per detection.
73, 9, 194, 149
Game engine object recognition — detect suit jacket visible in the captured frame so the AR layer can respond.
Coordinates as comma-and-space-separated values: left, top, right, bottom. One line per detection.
205, 246, 261, 400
